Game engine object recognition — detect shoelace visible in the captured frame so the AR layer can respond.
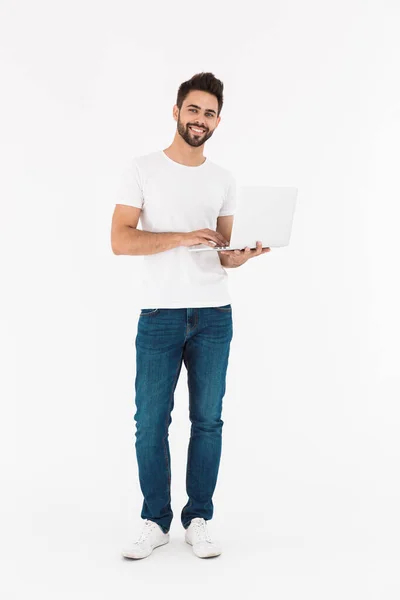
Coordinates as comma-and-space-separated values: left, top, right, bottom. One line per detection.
191, 519, 213, 543
134, 519, 156, 544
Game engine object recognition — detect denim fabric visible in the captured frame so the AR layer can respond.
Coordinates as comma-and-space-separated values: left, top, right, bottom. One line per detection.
133, 304, 233, 534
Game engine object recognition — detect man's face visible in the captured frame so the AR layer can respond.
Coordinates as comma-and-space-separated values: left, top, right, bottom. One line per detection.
174, 91, 221, 147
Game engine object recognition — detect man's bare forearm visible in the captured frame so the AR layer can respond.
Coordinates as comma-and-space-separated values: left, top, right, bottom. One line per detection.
112, 226, 185, 256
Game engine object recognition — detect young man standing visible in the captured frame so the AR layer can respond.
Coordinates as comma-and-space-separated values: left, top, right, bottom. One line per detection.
111, 72, 270, 559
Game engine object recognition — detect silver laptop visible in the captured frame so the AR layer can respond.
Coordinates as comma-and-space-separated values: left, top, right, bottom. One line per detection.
188, 185, 298, 252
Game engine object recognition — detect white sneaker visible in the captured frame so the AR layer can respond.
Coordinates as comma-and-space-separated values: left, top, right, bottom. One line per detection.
122, 519, 170, 559
184, 517, 222, 558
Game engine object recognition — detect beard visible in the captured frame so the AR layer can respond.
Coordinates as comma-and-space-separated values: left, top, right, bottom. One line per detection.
177, 117, 214, 147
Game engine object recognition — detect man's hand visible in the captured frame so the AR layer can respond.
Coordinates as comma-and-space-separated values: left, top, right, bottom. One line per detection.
218, 241, 271, 267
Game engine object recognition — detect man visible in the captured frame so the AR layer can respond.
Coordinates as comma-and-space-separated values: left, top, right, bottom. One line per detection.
111, 72, 270, 560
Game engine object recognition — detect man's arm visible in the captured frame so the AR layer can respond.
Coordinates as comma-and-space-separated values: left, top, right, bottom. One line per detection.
114, 227, 184, 256
111, 204, 183, 255
216, 215, 237, 268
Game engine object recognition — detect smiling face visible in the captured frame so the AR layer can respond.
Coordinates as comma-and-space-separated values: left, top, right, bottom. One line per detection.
174, 90, 221, 147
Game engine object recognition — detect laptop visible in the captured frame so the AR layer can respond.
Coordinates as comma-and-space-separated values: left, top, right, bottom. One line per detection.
188, 185, 298, 252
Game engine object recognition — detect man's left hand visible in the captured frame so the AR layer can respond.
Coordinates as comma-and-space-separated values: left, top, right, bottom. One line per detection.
219, 241, 271, 267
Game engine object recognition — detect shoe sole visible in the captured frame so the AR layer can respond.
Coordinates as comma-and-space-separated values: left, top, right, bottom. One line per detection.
185, 539, 221, 558
122, 537, 170, 559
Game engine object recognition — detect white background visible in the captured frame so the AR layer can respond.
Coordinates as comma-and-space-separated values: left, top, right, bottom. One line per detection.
2, 0, 400, 598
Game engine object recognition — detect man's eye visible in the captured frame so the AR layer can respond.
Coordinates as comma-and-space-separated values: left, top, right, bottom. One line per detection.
189, 108, 213, 117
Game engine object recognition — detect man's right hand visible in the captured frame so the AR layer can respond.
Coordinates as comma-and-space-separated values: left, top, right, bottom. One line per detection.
180, 229, 229, 248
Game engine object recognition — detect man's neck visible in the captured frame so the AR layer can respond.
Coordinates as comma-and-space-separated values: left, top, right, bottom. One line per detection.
163, 139, 206, 167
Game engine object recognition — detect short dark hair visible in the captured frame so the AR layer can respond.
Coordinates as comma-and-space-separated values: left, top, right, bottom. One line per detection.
176, 72, 224, 117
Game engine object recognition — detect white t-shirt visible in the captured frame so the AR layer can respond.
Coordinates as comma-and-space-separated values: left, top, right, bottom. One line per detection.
115, 149, 237, 308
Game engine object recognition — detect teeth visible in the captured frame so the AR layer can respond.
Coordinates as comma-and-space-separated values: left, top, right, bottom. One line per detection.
190, 126, 205, 133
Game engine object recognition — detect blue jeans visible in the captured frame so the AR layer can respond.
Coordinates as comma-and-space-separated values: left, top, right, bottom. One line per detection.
133, 304, 233, 534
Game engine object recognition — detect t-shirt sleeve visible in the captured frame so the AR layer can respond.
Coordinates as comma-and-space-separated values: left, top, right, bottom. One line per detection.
115, 157, 144, 209
218, 174, 237, 216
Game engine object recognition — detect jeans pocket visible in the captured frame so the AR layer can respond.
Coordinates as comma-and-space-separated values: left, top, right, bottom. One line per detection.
214, 304, 232, 311
140, 308, 160, 316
